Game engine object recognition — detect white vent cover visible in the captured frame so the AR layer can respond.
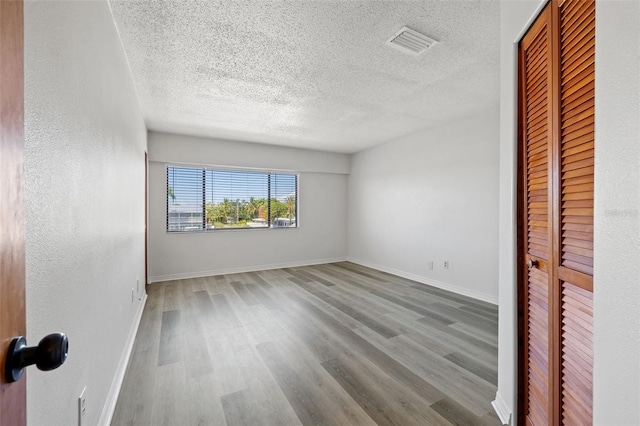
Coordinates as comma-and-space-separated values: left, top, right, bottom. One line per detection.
385, 26, 438, 56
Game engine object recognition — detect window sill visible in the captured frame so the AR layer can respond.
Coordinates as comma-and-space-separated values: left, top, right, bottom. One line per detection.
166, 227, 299, 234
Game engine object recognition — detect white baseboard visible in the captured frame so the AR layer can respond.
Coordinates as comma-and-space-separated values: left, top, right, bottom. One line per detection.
346, 257, 498, 305
491, 391, 513, 426
98, 293, 148, 426
148, 257, 348, 283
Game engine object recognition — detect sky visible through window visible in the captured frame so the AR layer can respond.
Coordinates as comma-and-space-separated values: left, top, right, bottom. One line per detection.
167, 167, 297, 231
167, 168, 296, 205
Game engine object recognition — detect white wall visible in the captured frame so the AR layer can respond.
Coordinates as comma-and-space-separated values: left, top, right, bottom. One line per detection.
496, 1, 542, 422
347, 109, 500, 304
593, 1, 639, 424
148, 132, 349, 281
149, 131, 350, 174
497, 1, 640, 424
24, 1, 147, 425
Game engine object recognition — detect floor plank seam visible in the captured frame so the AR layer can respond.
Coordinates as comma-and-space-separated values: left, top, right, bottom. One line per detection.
112, 263, 500, 426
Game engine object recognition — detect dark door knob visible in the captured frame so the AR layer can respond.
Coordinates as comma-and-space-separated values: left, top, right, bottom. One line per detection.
4, 333, 68, 383
527, 258, 538, 269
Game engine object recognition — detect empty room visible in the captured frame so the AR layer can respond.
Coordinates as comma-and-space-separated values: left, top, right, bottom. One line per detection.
0, 0, 638, 425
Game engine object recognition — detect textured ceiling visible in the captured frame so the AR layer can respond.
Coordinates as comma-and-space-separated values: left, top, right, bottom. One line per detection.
109, 0, 500, 153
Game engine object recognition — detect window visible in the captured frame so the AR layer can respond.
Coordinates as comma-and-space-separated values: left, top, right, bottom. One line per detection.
167, 166, 298, 232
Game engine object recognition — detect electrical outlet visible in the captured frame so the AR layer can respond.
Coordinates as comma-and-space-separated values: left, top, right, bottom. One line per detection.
427, 261, 433, 270
78, 387, 86, 426
444, 260, 449, 269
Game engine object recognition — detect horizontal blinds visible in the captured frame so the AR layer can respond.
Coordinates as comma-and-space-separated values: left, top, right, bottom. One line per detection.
167, 167, 204, 232
207, 170, 269, 205
270, 174, 297, 227
167, 166, 297, 231
206, 170, 269, 229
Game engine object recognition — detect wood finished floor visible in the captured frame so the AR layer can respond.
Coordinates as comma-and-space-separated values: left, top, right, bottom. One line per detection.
112, 262, 500, 426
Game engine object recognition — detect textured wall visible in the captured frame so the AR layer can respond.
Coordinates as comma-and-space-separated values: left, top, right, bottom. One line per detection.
148, 132, 349, 281
347, 108, 500, 304
148, 131, 350, 174
24, 1, 147, 425
593, 1, 640, 424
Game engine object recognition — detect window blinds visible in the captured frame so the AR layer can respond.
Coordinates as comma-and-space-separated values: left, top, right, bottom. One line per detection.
167, 166, 298, 231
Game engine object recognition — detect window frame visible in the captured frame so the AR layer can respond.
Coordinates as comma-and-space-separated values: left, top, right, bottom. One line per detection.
166, 164, 299, 233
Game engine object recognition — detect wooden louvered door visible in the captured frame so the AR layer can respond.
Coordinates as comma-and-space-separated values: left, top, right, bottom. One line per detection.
518, 0, 594, 424
519, 4, 554, 424
557, 0, 594, 423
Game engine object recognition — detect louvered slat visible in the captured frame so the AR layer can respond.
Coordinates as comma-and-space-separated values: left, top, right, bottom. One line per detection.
529, 269, 550, 425
561, 281, 593, 425
559, 0, 594, 424
521, 7, 552, 423
560, 0, 595, 275
526, 31, 550, 263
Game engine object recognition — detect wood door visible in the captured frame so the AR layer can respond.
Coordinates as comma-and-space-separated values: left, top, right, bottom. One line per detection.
0, 0, 27, 424
518, 0, 594, 424
519, 4, 554, 424
557, 0, 594, 422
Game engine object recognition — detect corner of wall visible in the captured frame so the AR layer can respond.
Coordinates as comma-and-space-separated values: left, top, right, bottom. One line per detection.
98, 293, 147, 426
149, 256, 347, 283
347, 257, 498, 305
346, 110, 500, 306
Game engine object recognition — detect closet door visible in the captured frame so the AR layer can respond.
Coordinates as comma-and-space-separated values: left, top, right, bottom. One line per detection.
557, 0, 594, 423
519, 4, 554, 425
518, 0, 594, 424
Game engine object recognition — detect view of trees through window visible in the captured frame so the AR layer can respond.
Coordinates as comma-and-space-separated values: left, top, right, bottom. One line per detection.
167, 166, 297, 231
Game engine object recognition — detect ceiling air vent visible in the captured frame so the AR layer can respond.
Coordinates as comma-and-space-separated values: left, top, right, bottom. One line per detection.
385, 26, 438, 56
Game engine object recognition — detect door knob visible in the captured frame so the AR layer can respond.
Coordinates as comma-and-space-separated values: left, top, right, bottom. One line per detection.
527, 258, 538, 269
4, 333, 68, 383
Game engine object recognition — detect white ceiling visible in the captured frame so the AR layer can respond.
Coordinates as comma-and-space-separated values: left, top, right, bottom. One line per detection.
109, 0, 500, 154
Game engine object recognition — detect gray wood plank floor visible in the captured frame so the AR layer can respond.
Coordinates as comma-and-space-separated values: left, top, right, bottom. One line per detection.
112, 262, 500, 426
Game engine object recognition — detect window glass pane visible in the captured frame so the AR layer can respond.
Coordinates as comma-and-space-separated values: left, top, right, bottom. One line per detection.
167, 167, 203, 231
167, 166, 297, 232
270, 173, 297, 228
206, 170, 269, 229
